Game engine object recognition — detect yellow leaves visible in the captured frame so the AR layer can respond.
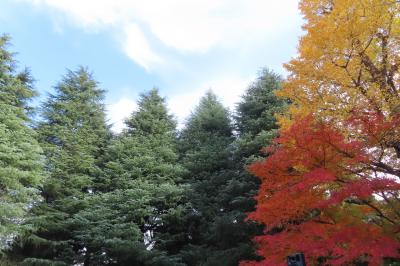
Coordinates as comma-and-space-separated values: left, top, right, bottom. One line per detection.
279, 0, 400, 130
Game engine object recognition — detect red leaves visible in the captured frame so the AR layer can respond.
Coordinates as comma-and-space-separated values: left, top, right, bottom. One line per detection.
243, 115, 400, 265
347, 111, 400, 148
242, 220, 400, 266
320, 178, 400, 208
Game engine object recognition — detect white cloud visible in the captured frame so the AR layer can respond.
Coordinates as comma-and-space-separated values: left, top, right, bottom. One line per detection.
20, 0, 301, 131
21, 0, 301, 69
107, 97, 137, 132
122, 23, 163, 71
25, 0, 122, 29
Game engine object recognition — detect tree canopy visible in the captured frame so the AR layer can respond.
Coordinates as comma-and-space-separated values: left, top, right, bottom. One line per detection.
11, 67, 111, 265
0, 35, 44, 250
242, 0, 400, 265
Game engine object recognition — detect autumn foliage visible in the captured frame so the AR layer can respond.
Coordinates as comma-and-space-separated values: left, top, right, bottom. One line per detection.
242, 0, 400, 265
242, 115, 400, 265
278, 0, 400, 130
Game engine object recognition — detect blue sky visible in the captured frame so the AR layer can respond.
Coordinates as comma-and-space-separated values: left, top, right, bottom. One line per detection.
1, 0, 303, 131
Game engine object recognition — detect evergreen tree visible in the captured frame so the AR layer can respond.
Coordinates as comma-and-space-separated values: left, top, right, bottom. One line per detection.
11, 67, 111, 265
177, 71, 286, 265
98, 89, 185, 190
179, 91, 233, 176
178, 91, 242, 265
72, 89, 187, 265
70, 181, 186, 266
234, 68, 286, 160
0, 34, 44, 251
216, 68, 287, 264
39, 67, 110, 199
224, 69, 286, 232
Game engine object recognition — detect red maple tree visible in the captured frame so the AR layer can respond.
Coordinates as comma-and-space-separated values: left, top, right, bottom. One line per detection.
241, 115, 400, 266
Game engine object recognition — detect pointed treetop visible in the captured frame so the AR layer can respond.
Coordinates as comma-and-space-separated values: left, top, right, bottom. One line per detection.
0, 34, 36, 109
235, 68, 285, 136
125, 88, 176, 136
184, 90, 232, 136
49, 66, 104, 102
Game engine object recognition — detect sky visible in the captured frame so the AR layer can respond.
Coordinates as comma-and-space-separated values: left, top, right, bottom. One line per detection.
0, 0, 303, 132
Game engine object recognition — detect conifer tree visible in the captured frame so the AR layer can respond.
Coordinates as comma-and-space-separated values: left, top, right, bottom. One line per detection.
0, 34, 44, 251
39, 67, 110, 199
99, 88, 185, 190
11, 67, 110, 265
178, 91, 239, 265
225, 69, 286, 236
72, 89, 187, 265
213, 68, 287, 264
235, 68, 286, 160
179, 91, 233, 176
177, 74, 286, 265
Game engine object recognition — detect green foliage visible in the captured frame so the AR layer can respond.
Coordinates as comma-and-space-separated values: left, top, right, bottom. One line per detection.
179, 91, 233, 175
179, 91, 234, 222
125, 88, 176, 136
1, 33, 288, 265
230, 69, 286, 210
38, 67, 110, 199
235, 68, 285, 136
74, 89, 188, 265
70, 181, 186, 265
9, 67, 111, 265
21, 258, 67, 266
234, 68, 287, 160
100, 89, 185, 190
176, 71, 285, 265
178, 91, 247, 265
0, 35, 44, 250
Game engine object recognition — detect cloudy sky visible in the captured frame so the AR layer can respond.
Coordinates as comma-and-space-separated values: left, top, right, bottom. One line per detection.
1, 0, 303, 131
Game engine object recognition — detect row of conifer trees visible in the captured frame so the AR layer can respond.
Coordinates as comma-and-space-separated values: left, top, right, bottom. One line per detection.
0, 34, 286, 266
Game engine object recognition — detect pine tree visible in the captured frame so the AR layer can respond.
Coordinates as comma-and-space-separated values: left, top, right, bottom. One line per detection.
72, 89, 187, 265
0, 34, 44, 251
11, 67, 111, 265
